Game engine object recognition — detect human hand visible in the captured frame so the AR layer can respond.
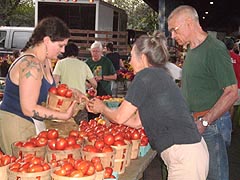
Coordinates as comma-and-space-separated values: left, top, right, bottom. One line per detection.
65, 100, 78, 119
195, 120, 207, 134
86, 98, 105, 114
95, 76, 102, 82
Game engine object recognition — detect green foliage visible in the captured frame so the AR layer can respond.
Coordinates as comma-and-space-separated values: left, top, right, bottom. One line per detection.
0, 0, 34, 26
110, 0, 159, 32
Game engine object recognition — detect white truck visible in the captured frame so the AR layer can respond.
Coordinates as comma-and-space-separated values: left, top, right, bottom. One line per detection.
0, 26, 33, 57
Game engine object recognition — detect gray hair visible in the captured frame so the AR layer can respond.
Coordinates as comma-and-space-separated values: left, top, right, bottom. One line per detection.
133, 31, 169, 67
168, 5, 199, 22
90, 41, 103, 50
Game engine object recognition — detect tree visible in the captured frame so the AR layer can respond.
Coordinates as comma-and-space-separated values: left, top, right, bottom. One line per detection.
0, 0, 34, 26
110, 0, 159, 32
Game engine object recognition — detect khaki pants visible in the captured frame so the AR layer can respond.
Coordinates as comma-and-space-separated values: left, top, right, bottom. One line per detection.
161, 138, 209, 180
0, 110, 35, 155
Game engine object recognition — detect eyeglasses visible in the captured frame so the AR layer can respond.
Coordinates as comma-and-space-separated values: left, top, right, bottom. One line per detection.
169, 23, 184, 34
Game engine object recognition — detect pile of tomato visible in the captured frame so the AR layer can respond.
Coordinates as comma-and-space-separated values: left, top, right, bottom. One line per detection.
48, 84, 73, 98
8, 154, 50, 173
78, 118, 149, 152
51, 156, 115, 178
0, 151, 16, 167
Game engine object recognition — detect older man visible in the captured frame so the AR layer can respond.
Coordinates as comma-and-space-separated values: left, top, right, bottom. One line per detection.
168, 5, 238, 180
86, 41, 117, 96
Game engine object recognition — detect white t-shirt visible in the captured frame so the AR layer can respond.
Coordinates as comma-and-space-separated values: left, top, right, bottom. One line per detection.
165, 62, 182, 80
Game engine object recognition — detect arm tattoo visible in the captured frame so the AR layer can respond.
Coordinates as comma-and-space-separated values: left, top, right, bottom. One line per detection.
32, 110, 56, 121
21, 59, 41, 79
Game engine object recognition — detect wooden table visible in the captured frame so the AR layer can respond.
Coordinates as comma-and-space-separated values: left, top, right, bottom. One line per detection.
119, 149, 157, 180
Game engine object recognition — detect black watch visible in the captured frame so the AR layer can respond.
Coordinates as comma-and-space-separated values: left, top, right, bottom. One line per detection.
198, 117, 209, 127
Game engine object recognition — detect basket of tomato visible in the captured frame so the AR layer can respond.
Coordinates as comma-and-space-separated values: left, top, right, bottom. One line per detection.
7, 154, 51, 180
47, 84, 74, 113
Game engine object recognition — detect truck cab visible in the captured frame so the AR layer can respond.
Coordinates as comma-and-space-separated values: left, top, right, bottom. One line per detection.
0, 26, 33, 57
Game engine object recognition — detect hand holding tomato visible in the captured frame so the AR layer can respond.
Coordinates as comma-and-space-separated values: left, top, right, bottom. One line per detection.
86, 98, 105, 114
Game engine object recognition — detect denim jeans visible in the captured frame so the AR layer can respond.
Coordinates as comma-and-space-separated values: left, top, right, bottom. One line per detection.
203, 112, 231, 180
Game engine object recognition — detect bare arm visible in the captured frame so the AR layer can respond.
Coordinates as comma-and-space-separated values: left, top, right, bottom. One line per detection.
95, 73, 117, 82
87, 98, 142, 128
88, 77, 97, 89
197, 84, 238, 133
18, 58, 75, 120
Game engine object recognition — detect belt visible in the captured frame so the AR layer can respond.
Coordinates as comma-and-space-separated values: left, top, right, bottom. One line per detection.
192, 109, 210, 120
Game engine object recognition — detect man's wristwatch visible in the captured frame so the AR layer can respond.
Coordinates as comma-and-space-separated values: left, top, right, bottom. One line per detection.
198, 117, 209, 127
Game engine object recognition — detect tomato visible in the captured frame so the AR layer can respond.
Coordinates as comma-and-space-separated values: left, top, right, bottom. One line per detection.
103, 134, 115, 145
131, 129, 141, 140
38, 130, 48, 138
73, 144, 81, 149
28, 164, 44, 173
62, 162, 74, 172
22, 141, 36, 148
140, 136, 149, 146
94, 139, 105, 150
75, 160, 90, 175
31, 157, 42, 165
69, 130, 79, 138
57, 86, 68, 97
54, 167, 67, 176
91, 157, 101, 164
113, 140, 126, 146
65, 89, 73, 98
9, 162, 21, 170
48, 86, 57, 94
55, 137, 68, 150
47, 129, 59, 139
114, 133, 124, 141
104, 167, 113, 178
13, 141, 23, 147
35, 137, 48, 147
86, 164, 95, 175
48, 139, 57, 150
70, 170, 84, 177
102, 145, 113, 153
42, 163, 50, 171
58, 84, 68, 89
66, 136, 77, 146
93, 162, 103, 172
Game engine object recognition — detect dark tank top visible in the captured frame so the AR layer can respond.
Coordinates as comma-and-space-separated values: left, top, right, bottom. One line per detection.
0, 54, 55, 122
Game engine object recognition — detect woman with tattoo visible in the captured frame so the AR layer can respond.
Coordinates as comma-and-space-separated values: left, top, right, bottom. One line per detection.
0, 17, 85, 155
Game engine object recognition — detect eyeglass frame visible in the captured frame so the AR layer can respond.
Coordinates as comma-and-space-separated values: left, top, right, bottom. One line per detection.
169, 23, 184, 34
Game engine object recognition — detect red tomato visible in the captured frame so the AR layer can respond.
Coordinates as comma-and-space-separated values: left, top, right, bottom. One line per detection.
103, 134, 115, 145
114, 133, 124, 141
102, 145, 113, 153
140, 136, 149, 146
66, 136, 77, 146
13, 141, 23, 147
93, 162, 103, 172
55, 137, 68, 150
113, 140, 126, 146
94, 139, 105, 150
48, 86, 57, 94
69, 130, 79, 138
57, 86, 68, 97
58, 84, 68, 89
42, 163, 50, 171
75, 161, 90, 175
131, 129, 141, 140
104, 167, 113, 178
62, 162, 74, 172
22, 141, 36, 148
9, 162, 21, 170
28, 164, 44, 173
65, 89, 73, 98
47, 129, 59, 139
48, 139, 57, 150
54, 167, 67, 176
35, 137, 48, 147
70, 170, 84, 177
31, 157, 42, 165
38, 130, 48, 138
86, 164, 95, 175
91, 157, 101, 164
